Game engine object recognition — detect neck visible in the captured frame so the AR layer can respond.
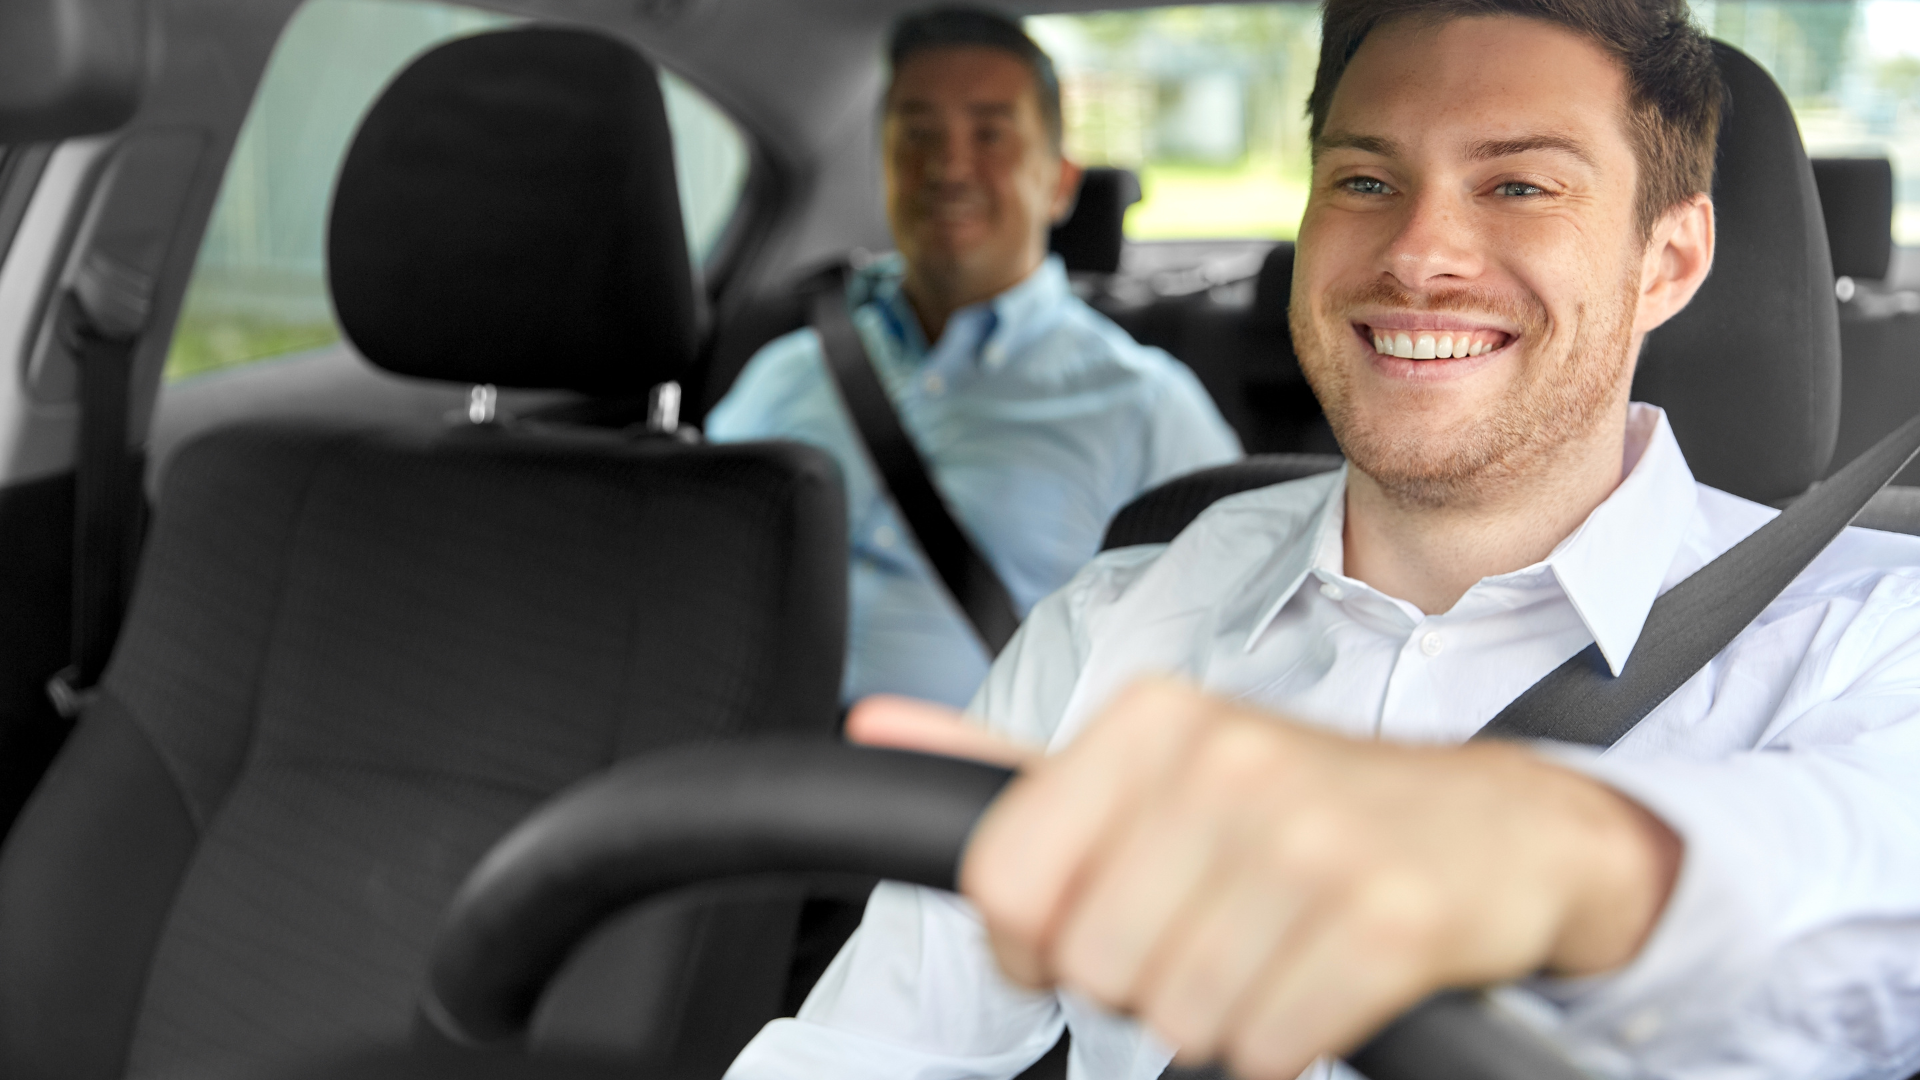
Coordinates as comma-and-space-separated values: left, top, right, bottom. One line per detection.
901, 248, 1043, 343
1342, 403, 1633, 615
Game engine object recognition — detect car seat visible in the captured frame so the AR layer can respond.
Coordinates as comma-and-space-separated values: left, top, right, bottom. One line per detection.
0, 26, 847, 1080
1814, 157, 1920, 498
1103, 42, 1918, 550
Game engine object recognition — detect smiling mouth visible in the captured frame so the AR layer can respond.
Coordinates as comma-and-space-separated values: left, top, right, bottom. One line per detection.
1361, 325, 1513, 359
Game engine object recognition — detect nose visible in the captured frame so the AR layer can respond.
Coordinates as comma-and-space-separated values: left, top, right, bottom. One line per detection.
1378, 182, 1484, 292
924, 124, 975, 184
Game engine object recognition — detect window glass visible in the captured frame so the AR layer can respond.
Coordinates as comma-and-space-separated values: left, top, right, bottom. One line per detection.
1026, 6, 1320, 241
1698, 1, 1920, 244
1032, 1, 1920, 246
166, 0, 752, 382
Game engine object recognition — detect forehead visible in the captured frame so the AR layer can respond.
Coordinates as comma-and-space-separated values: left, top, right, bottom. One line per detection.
886, 45, 1041, 114
1324, 15, 1633, 163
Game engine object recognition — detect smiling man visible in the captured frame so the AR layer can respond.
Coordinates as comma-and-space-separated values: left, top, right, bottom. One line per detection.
727, 1, 1920, 1079
707, 7, 1239, 710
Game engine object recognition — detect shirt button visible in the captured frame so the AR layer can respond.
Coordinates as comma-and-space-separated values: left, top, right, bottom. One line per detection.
1419, 631, 1444, 656
982, 343, 1006, 367
922, 373, 945, 396
873, 525, 898, 549
1319, 582, 1345, 601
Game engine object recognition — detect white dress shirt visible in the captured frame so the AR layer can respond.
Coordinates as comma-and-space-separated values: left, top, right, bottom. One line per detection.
726, 404, 1920, 1080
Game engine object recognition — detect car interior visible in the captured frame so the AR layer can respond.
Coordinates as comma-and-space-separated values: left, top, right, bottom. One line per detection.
0, 0, 1916, 1079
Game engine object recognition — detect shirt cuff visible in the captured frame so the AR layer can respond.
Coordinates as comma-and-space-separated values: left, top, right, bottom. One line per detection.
1520, 743, 1776, 1070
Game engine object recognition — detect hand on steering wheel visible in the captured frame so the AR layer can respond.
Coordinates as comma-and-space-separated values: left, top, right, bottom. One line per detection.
850, 678, 1677, 1079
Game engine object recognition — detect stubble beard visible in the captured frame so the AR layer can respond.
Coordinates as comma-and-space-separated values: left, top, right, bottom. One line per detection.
1292, 274, 1639, 510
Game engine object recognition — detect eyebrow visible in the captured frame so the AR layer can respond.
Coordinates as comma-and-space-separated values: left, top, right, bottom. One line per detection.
1312, 132, 1399, 159
1312, 130, 1598, 169
1467, 133, 1596, 168
889, 100, 1018, 120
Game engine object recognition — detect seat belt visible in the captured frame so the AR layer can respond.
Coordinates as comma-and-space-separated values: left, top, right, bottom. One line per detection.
1479, 408, 1920, 747
46, 253, 153, 718
808, 268, 1022, 655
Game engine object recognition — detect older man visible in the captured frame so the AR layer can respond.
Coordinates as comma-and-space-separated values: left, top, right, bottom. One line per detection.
706, 7, 1241, 709
730, 1, 1920, 1079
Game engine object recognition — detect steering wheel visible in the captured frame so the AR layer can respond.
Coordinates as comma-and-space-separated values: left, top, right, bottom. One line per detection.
419, 739, 1590, 1080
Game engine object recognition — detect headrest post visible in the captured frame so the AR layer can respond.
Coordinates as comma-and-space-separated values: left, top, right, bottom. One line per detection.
648, 381, 681, 434
467, 384, 498, 425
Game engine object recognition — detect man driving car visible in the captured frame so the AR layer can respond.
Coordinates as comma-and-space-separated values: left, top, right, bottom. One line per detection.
706, 7, 1241, 709
727, 1, 1920, 1079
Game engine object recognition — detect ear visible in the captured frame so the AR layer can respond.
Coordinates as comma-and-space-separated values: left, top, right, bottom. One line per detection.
1633, 193, 1715, 335
1049, 157, 1085, 226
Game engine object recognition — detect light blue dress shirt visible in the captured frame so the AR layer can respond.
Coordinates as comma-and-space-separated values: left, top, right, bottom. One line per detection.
728, 404, 1920, 1080
705, 254, 1242, 707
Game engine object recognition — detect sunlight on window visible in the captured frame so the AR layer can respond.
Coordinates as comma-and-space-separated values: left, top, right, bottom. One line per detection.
1027, 5, 1320, 241
1700, 1, 1920, 244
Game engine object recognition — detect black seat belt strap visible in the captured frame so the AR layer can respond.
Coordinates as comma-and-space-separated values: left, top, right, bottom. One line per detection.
1480, 409, 1920, 747
47, 255, 152, 718
808, 270, 1021, 655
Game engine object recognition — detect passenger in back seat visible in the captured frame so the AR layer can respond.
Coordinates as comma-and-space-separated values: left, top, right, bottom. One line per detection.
706, 6, 1240, 708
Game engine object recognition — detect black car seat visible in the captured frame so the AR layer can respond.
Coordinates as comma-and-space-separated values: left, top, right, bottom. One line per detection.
1815, 157, 1920, 496
1104, 42, 1918, 550
0, 26, 847, 1080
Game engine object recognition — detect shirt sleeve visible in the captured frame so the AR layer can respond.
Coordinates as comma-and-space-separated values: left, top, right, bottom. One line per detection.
725, 550, 1173, 1080
1524, 573, 1920, 1079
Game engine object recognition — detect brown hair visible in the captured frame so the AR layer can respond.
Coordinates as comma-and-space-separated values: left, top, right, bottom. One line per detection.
888, 6, 1064, 152
1308, 0, 1725, 237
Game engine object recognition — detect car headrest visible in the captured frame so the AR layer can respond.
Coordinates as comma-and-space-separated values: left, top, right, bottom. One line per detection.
1250, 241, 1295, 331
1633, 42, 1840, 505
328, 27, 697, 396
1812, 157, 1894, 282
1050, 167, 1141, 274
0, 0, 145, 139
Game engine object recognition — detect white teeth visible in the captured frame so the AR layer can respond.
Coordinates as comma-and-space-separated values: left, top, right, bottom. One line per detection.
1413, 334, 1436, 359
1436, 334, 1454, 358
1374, 334, 1387, 354
1394, 332, 1413, 358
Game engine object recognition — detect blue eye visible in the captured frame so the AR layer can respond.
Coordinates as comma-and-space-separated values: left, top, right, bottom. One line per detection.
1343, 176, 1392, 196
1495, 181, 1546, 197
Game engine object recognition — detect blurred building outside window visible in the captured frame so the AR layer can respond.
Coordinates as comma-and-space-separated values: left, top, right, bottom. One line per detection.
165, 0, 750, 382
1030, 1, 1920, 249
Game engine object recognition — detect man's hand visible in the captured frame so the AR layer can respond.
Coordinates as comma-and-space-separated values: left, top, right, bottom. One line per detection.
846, 679, 1681, 1080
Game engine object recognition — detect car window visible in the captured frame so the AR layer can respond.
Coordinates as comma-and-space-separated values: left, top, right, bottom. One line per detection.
1026, 5, 1320, 242
1701, 1, 1920, 245
1031, 1, 1920, 246
164, 0, 751, 383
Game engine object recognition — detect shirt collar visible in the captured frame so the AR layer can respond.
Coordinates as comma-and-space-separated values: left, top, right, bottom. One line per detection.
1242, 404, 1698, 674
857, 254, 1071, 371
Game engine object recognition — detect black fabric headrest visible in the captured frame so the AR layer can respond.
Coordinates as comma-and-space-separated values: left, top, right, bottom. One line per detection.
328, 27, 696, 395
1250, 241, 1295, 330
1632, 42, 1840, 504
1050, 167, 1141, 274
1812, 157, 1894, 281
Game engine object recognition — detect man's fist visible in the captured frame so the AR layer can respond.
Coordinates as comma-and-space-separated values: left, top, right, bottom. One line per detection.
848, 679, 1681, 1079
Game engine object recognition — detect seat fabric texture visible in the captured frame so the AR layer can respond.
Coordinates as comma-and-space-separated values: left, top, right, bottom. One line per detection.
0, 420, 846, 1080
1631, 42, 1842, 505
327, 27, 697, 397
1814, 157, 1920, 488
1811, 157, 1895, 281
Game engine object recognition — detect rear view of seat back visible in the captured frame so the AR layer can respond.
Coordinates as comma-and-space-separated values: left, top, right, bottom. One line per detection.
0, 26, 847, 1080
